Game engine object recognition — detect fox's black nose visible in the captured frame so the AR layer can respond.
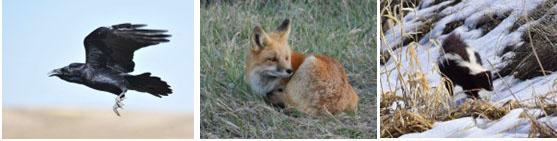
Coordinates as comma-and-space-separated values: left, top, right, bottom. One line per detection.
286, 69, 293, 74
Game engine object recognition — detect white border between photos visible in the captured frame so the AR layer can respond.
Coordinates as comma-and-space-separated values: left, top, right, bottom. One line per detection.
376, 0, 381, 138
1, 0, 4, 139
194, 0, 201, 140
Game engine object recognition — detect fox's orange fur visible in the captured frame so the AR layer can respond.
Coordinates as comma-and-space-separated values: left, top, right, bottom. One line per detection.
245, 19, 359, 116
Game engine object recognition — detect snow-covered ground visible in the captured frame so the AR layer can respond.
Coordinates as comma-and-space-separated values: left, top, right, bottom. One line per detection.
381, 0, 557, 137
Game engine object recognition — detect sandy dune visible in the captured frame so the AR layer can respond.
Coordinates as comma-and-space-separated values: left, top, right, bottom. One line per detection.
3, 108, 193, 139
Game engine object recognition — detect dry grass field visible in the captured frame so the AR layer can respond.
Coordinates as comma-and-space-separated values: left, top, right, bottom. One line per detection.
3, 108, 193, 139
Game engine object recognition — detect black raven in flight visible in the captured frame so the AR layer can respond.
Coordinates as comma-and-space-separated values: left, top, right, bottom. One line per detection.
49, 23, 172, 116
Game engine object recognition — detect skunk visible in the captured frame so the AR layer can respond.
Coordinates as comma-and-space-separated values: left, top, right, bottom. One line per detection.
437, 34, 493, 99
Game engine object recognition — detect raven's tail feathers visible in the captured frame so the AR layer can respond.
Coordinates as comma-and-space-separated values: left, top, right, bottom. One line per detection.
125, 73, 172, 98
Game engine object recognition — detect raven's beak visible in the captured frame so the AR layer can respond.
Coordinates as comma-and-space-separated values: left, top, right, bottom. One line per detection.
48, 69, 61, 77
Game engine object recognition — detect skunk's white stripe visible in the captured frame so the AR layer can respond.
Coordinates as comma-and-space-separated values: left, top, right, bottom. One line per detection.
466, 48, 478, 65
439, 51, 487, 75
462, 61, 487, 75
464, 47, 487, 75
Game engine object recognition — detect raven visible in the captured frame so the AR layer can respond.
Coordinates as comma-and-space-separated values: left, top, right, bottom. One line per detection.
49, 23, 173, 116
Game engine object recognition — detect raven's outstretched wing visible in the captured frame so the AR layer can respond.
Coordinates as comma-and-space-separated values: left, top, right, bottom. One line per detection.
84, 23, 170, 72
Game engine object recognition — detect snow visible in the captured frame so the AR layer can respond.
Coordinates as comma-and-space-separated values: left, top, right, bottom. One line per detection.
400, 109, 531, 138
381, 0, 557, 137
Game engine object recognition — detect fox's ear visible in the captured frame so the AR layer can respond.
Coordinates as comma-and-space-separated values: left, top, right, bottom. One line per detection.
276, 19, 291, 40
252, 26, 270, 51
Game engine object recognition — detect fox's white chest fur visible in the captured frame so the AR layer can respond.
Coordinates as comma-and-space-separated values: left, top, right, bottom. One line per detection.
248, 70, 282, 96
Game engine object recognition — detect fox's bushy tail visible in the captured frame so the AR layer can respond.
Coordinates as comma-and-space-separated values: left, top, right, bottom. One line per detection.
125, 73, 172, 98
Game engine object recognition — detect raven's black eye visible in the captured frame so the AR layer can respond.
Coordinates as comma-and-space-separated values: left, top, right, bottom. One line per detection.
277, 88, 283, 92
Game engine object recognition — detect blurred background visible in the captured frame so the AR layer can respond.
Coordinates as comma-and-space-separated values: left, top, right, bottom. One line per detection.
3, 0, 193, 138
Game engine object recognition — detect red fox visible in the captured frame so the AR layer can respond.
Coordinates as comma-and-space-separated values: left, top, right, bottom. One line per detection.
245, 19, 359, 115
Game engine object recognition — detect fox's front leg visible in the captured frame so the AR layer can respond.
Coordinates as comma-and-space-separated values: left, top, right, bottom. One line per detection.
264, 88, 286, 109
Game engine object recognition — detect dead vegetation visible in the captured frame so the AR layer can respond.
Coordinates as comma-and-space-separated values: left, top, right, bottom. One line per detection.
528, 94, 557, 137
528, 93, 557, 138
381, 92, 557, 138
380, 109, 433, 138
513, 0, 557, 30
442, 20, 464, 35
524, 94, 557, 138
380, 0, 459, 64
499, 3, 557, 79
529, 116, 557, 138
401, 15, 440, 47
500, 0, 557, 80
476, 11, 512, 36
441, 100, 520, 121
380, 0, 421, 32
380, 0, 424, 64
380, 92, 513, 138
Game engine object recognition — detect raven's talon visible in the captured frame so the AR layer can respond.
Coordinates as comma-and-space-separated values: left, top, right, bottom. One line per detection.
113, 92, 126, 116
115, 97, 125, 107
117, 102, 125, 109
113, 105, 121, 116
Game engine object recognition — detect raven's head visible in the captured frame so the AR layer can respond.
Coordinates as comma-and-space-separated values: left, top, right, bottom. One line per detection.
49, 63, 85, 83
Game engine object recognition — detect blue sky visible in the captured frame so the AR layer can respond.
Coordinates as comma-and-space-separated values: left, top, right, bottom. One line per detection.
3, 0, 194, 112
